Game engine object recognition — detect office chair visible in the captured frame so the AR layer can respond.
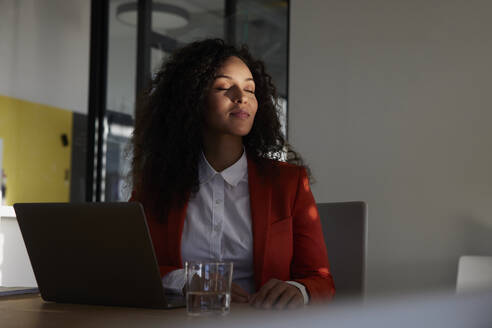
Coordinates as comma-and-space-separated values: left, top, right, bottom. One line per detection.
317, 201, 367, 300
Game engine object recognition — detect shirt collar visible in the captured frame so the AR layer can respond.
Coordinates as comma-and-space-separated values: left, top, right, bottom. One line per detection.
199, 149, 248, 187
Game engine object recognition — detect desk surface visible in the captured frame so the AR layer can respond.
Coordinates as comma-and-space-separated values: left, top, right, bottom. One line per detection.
3, 291, 492, 328
0, 294, 288, 328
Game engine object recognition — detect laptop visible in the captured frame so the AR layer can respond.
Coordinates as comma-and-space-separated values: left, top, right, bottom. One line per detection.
13, 202, 185, 309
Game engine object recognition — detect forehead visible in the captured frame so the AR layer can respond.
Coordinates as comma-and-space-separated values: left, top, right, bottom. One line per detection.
215, 56, 253, 79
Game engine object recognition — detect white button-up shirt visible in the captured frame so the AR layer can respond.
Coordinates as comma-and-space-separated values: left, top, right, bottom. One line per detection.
162, 150, 308, 303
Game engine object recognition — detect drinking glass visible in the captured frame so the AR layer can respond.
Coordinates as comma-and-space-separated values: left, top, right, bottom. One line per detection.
184, 261, 233, 316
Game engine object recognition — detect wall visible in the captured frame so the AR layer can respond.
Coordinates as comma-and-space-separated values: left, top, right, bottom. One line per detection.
0, 0, 90, 205
0, 95, 72, 204
0, 139, 3, 202
0, 0, 90, 114
290, 0, 492, 296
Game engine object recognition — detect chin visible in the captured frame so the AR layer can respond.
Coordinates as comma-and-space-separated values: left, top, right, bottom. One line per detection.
230, 131, 250, 137
228, 125, 253, 137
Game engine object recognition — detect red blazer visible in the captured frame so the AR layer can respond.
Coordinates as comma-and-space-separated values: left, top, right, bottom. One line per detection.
133, 156, 335, 303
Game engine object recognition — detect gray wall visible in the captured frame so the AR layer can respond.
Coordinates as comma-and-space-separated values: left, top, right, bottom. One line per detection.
0, 0, 90, 113
290, 0, 492, 296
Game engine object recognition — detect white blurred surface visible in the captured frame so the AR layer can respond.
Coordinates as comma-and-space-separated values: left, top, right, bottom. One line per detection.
457, 255, 492, 293
0, 216, 36, 287
0, 206, 15, 218
196, 290, 492, 328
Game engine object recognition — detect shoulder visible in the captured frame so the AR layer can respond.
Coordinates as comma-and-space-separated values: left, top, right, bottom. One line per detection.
265, 158, 304, 173
255, 158, 313, 211
255, 157, 306, 183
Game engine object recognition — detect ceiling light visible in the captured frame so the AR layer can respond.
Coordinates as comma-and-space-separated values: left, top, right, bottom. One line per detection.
116, 2, 190, 30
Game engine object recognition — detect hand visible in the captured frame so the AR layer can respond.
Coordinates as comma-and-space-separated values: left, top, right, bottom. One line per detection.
249, 279, 304, 310
231, 282, 250, 303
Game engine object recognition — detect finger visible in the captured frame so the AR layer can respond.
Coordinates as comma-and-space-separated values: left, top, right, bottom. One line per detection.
287, 294, 304, 309
231, 292, 249, 303
231, 283, 250, 303
248, 279, 280, 305
261, 283, 289, 309
232, 283, 250, 299
248, 292, 257, 305
251, 281, 277, 307
274, 288, 297, 310
252, 279, 281, 308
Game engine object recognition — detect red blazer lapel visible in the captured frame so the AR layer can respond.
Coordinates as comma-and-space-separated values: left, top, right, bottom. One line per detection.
247, 157, 272, 289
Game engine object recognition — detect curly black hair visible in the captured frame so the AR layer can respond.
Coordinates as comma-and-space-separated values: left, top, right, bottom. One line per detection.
132, 38, 309, 219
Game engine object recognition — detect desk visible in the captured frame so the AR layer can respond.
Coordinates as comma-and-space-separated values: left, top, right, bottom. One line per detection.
0, 294, 286, 328
2, 291, 492, 328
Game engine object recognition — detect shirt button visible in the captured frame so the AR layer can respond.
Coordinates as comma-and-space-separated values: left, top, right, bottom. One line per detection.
214, 224, 220, 232
215, 199, 221, 204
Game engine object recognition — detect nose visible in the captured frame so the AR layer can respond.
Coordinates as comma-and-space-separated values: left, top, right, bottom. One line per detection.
231, 87, 248, 104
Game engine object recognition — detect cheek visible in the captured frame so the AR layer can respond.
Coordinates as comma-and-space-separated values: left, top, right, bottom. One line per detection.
208, 95, 229, 113
207, 95, 219, 112
206, 96, 225, 122
250, 100, 258, 118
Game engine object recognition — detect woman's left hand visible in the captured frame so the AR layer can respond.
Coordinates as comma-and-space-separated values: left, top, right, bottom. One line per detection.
249, 279, 304, 310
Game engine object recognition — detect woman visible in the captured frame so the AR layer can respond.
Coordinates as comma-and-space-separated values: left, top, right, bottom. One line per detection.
131, 39, 334, 309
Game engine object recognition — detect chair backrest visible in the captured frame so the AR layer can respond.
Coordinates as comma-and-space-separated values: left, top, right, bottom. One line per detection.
457, 255, 492, 293
317, 201, 367, 300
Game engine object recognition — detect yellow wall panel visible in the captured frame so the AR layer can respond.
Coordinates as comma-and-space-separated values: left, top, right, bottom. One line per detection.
0, 94, 72, 204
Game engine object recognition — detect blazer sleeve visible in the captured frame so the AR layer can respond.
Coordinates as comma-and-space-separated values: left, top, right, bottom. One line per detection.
290, 167, 335, 302
129, 194, 181, 278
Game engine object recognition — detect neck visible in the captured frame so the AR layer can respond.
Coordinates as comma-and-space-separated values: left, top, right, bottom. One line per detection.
202, 134, 244, 172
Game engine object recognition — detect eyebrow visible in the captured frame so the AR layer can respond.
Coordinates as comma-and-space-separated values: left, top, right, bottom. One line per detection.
214, 74, 255, 82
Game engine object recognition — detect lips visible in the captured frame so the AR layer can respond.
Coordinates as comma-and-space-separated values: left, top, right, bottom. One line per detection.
230, 109, 250, 119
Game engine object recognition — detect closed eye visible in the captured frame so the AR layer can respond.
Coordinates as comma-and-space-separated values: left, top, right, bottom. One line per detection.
216, 87, 255, 94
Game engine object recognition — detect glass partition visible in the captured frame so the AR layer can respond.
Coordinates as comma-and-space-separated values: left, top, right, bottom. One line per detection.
100, 0, 289, 201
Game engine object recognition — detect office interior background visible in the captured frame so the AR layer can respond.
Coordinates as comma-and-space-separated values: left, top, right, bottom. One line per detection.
1, 0, 492, 300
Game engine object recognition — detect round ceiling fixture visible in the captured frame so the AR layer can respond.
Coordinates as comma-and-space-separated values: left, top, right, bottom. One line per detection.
116, 2, 190, 30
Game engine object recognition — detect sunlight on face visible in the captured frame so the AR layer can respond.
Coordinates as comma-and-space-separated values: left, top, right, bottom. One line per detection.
204, 56, 258, 137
